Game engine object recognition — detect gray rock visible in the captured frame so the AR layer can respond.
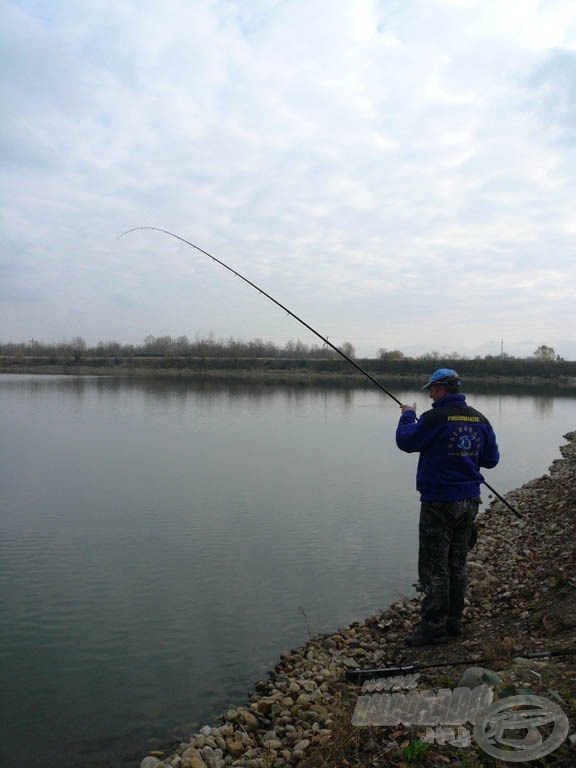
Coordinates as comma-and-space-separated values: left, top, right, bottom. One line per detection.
293, 739, 310, 751
182, 746, 205, 763
264, 739, 283, 750
458, 667, 501, 687
201, 745, 224, 768
261, 730, 278, 742
140, 758, 163, 768
237, 707, 259, 730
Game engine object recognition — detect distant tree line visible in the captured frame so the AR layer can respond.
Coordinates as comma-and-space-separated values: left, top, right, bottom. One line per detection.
0, 335, 354, 361
378, 344, 565, 362
0, 336, 571, 367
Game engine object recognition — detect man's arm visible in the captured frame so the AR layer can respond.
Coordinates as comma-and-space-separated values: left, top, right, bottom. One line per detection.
480, 422, 500, 468
395, 404, 434, 453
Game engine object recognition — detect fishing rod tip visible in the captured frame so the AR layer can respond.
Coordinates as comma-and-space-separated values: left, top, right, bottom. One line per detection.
116, 226, 148, 240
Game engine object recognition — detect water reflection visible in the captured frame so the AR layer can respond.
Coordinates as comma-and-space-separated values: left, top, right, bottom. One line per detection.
532, 395, 554, 417
2, 371, 575, 399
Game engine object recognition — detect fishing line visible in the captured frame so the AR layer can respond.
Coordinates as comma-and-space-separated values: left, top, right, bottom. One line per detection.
118, 226, 521, 518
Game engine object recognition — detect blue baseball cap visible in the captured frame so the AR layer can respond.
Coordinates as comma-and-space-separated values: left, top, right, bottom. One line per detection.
422, 368, 462, 390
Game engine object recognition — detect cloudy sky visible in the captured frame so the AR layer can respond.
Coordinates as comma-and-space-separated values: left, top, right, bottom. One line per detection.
2, 0, 576, 359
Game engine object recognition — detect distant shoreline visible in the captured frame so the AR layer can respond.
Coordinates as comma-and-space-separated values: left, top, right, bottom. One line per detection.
1, 359, 576, 391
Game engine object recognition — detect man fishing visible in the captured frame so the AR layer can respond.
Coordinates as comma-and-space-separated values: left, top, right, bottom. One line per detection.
396, 369, 500, 647
120, 231, 517, 639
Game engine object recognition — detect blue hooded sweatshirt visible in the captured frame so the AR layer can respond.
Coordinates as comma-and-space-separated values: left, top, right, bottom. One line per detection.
396, 393, 500, 502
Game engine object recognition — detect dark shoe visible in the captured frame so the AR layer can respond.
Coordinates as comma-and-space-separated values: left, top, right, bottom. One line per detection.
405, 631, 451, 647
446, 623, 462, 637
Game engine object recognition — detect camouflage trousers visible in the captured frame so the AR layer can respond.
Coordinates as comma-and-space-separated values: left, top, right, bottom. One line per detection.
418, 497, 481, 635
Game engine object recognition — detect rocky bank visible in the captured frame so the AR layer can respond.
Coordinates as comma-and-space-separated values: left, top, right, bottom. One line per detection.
141, 432, 576, 768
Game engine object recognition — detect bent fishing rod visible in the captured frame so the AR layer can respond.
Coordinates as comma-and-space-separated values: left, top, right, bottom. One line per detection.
119, 227, 402, 402
118, 227, 520, 519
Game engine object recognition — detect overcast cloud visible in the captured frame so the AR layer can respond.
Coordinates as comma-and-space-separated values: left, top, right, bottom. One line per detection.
2, 0, 576, 358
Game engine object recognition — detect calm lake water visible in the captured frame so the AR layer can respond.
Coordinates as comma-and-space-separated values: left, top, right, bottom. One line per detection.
1, 374, 575, 768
